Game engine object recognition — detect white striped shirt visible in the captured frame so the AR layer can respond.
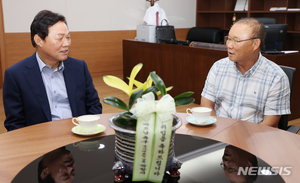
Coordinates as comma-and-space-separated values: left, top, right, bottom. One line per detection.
201, 53, 290, 123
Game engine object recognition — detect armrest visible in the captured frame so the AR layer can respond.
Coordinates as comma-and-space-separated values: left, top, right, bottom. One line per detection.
287, 125, 300, 134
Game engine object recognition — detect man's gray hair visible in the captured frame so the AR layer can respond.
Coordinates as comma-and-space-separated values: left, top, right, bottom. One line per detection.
235, 17, 266, 49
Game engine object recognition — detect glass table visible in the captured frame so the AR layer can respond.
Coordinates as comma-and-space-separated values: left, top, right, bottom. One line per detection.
12, 134, 284, 183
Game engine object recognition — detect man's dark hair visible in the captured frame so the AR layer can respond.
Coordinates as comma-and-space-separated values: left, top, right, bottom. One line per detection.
30, 10, 67, 47
37, 147, 68, 183
235, 17, 266, 50
38, 160, 55, 183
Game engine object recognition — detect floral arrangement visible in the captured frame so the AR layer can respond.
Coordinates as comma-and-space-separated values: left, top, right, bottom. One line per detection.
102, 63, 195, 128
103, 63, 194, 182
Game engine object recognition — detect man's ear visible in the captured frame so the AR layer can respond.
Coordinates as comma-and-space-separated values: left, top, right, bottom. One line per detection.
40, 167, 49, 180
34, 34, 43, 47
253, 38, 261, 51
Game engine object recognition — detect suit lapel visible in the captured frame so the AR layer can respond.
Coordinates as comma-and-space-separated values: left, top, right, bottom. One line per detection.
23, 54, 52, 121
63, 59, 78, 116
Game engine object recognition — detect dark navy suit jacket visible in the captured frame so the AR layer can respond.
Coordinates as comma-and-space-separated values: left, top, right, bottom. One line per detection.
3, 53, 102, 131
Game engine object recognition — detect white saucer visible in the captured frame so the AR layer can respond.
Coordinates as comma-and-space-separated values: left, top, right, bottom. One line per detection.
186, 116, 217, 126
72, 124, 106, 136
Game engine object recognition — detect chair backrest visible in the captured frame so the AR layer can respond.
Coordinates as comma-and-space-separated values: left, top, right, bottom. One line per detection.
278, 65, 296, 130
186, 27, 223, 44
255, 17, 276, 24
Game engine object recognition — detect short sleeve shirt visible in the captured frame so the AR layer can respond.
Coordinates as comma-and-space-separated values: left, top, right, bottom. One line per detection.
201, 53, 290, 123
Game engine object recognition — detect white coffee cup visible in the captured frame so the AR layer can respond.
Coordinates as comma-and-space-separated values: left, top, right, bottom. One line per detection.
72, 115, 100, 132
186, 107, 212, 122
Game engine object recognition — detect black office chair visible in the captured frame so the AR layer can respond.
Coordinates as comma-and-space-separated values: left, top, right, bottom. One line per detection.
255, 17, 276, 24
278, 65, 300, 133
186, 27, 223, 44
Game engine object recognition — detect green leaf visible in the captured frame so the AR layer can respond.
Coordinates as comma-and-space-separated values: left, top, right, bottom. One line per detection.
121, 111, 135, 120
150, 72, 167, 96
113, 117, 137, 128
175, 97, 195, 106
103, 96, 128, 110
174, 91, 194, 99
143, 86, 159, 95
128, 89, 144, 109
157, 86, 173, 95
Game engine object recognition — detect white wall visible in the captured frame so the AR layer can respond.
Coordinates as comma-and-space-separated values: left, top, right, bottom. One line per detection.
2, 0, 196, 33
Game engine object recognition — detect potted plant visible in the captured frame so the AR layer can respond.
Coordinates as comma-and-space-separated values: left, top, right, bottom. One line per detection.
103, 63, 194, 182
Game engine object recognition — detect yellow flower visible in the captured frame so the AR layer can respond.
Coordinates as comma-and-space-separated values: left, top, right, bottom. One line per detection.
102, 63, 195, 113
103, 63, 173, 96
103, 63, 143, 96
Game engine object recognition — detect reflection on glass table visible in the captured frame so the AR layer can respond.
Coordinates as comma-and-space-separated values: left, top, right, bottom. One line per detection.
12, 134, 284, 183
221, 145, 258, 183
38, 147, 75, 183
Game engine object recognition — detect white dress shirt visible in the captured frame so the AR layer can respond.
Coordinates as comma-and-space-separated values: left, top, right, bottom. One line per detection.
143, 2, 168, 25
36, 52, 72, 121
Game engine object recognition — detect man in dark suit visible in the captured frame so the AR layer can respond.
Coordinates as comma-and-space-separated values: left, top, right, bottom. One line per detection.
3, 10, 102, 131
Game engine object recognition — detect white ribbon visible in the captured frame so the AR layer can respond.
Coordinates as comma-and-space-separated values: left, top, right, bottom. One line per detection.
130, 93, 176, 121
132, 92, 176, 182
156, 94, 176, 122
130, 92, 156, 121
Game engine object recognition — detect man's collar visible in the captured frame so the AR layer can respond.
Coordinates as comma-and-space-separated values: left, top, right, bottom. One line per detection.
233, 53, 262, 76
247, 53, 263, 76
36, 52, 64, 72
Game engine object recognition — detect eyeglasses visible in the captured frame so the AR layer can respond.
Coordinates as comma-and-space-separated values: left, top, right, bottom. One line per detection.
224, 36, 258, 45
220, 162, 238, 173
